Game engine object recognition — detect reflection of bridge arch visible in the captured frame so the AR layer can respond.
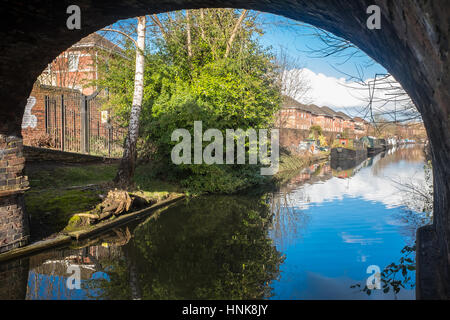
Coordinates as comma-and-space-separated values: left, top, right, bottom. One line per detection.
0, 1, 449, 299
25, 232, 127, 300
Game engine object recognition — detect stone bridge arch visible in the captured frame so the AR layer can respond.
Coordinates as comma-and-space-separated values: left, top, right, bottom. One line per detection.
0, 0, 448, 299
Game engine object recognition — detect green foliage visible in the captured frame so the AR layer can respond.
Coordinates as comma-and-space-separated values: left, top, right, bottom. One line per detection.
318, 135, 328, 147
351, 245, 416, 296
342, 128, 350, 139
83, 195, 284, 299
180, 163, 270, 194
309, 125, 323, 139
95, 9, 282, 194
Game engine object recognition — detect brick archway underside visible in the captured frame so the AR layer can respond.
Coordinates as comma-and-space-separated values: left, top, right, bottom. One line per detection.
0, 0, 449, 299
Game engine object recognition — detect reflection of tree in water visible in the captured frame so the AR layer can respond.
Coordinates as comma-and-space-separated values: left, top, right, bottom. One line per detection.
23, 235, 125, 300
389, 150, 433, 244
269, 190, 310, 249
84, 195, 284, 299
269, 162, 333, 248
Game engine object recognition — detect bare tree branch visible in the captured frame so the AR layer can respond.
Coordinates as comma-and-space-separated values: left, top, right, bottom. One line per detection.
224, 10, 248, 58
101, 28, 138, 47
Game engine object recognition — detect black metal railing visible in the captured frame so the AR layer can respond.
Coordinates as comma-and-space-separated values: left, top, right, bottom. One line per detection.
44, 91, 125, 158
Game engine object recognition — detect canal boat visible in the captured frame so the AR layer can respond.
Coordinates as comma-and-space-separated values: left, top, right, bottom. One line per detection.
331, 138, 368, 162
361, 136, 386, 155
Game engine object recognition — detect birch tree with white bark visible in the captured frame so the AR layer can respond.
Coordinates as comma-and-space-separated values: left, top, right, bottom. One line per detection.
113, 16, 147, 186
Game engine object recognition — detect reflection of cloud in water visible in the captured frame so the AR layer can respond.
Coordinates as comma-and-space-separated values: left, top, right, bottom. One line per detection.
356, 250, 369, 263
286, 160, 425, 210
269, 149, 423, 300
340, 232, 383, 245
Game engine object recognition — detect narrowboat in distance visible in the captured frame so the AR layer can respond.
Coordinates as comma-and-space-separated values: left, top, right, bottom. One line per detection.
331, 138, 368, 162
360, 136, 386, 155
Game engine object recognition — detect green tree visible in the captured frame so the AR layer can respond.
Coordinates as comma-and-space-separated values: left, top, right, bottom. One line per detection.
309, 125, 323, 139
96, 9, 282, 193
84, 195, 284, 299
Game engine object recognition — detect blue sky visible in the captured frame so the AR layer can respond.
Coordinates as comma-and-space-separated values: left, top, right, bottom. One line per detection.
257, 12, 387, 80
107, 11, 398, 113
110, 11, 387, 80
253, 12, 399, 113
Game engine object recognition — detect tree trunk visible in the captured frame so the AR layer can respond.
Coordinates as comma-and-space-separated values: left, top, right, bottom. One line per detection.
224, 10, 248, 58
199, 9, 206, 40
114, 16, 146, 186
186, 10, 192, 58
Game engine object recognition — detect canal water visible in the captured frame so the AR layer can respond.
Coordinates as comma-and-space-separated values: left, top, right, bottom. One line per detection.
0, 145, 431, 300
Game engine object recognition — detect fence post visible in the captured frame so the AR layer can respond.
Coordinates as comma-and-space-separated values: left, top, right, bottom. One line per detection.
61, 94, 65, 151
108, 126, 112, 157
80, 95, 89, 154
44, 95, 49, 133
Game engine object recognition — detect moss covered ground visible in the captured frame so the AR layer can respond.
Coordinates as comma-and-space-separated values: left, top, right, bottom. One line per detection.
25, 162, 182, 241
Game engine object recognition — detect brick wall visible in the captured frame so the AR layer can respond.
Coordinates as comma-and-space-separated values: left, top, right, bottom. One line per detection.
21, 84, 82, 146
0, 134, 29, 253
279, 128, 310, 150
279, 128, 356, 151
21, 83, 122, 157
0, 194, 29, 253
0, 135, 28, 192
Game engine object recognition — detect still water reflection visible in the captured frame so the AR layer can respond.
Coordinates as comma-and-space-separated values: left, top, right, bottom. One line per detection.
0, 146, 430, 300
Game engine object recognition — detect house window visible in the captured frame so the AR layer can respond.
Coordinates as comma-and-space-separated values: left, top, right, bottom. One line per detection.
68, 53, 79, 72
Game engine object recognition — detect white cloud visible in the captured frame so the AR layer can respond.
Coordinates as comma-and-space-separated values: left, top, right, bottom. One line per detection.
279, 150, 426, 210
286, 68, 409, 114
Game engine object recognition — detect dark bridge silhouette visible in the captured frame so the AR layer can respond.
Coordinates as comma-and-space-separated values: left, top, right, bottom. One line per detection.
0, 0, 449, 299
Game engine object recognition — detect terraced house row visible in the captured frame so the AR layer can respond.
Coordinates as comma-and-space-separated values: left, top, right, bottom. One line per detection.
276, 96, 369, 138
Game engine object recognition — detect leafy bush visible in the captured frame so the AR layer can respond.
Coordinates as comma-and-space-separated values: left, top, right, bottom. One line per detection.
95, 10, 282, 194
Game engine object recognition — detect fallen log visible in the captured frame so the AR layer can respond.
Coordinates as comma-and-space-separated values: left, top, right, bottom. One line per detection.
72, 189, 151, 224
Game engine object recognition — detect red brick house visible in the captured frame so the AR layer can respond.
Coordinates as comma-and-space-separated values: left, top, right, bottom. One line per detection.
38, 33, 123, 95
318, 106, 341, 132
276, 96, 361, 150
335, 111, 355, 134
277, 96, 357, 135
276, 96, 314, 130
22, 33, 125, 156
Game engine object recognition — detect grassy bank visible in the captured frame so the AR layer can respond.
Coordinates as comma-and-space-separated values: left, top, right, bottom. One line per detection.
24, 150, 327, 241
274, 150, 329, 184
25, 162, 183, 241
